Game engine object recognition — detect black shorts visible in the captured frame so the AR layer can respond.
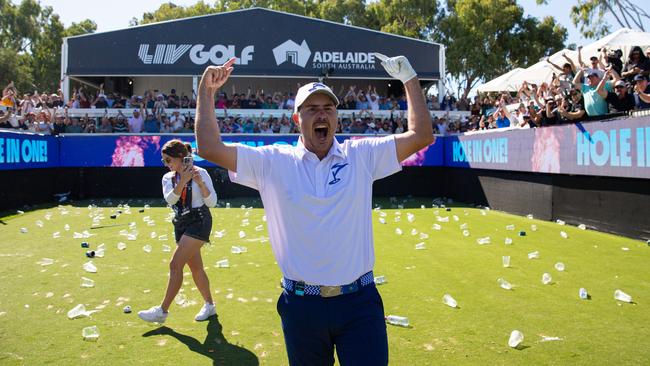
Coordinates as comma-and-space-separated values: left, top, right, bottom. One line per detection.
173, 206, 212, 243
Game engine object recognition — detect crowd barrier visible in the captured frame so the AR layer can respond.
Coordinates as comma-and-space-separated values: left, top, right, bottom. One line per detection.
2, 115, 649, 180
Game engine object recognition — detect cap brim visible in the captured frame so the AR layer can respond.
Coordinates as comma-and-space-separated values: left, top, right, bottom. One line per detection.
294, 86, 339, 114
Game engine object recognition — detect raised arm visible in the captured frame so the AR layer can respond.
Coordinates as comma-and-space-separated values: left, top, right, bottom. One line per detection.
547, 59, 563, 72
562, 53, 577, 72
195, 57, 238, 172
374, 53, 434, 162
578, 46, 585, 68
596, 69, 611, 99
573, 68, 585, 90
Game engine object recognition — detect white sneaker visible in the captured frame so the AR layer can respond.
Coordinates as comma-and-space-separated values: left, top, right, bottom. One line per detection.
138, 306, 168, 323
194, 303, 216, 321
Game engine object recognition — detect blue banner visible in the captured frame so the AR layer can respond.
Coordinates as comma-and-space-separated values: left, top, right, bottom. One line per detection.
59, 134, 443, 168
0, 131, 59, 170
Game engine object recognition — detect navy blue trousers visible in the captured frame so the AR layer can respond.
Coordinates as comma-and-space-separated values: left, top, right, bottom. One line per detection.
276, 283, 388, 366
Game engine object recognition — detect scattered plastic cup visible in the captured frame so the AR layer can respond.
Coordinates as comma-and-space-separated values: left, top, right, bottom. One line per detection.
81, 277, 95, 288
614, 289, 632, 303
542, 273, 552, 285
502, 255, 511, 268
462, 230, 470, 237
414, 243, 426, 250
385, 315, 409, 327
459, 223, 468, 230
215, 259, 230, 268
476, 237, 491, 245
442, 294, 458, 308
554, 262, 565, 271
143, 245, 152, 253
162, 244, 171, 253
560, 231, 568, 239
556, 219, 566, 225
504, 238, 513, 245
395, 228, 403, 235
83, 261, 97, 273
82, 325, 100, 341
20, 227, 28, 233
530, 224, 538, 231
374, 275, 387, 285
508, 330, 524, 348
506, 224, 515, 230
378, 218, 386, 224
497, 278, 513, 290
410, 228, 419, 236
578, 224, 586, 230
579, 288, 588, 300
238, 231, 246, 238
68, 304, 88, 319
432, 224, 442, 231
528, 251, 540, 259
526, 214, 534, 219
117, 242, 127, 250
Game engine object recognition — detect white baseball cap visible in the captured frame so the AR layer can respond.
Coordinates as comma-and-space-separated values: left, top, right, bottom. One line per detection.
294, 82, 339, 114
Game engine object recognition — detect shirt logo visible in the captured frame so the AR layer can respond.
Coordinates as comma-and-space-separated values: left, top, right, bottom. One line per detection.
329, 163, 349, 185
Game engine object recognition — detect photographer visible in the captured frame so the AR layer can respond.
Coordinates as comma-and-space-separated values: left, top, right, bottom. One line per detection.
138, 140, 217, 324
622, 46, 650, 83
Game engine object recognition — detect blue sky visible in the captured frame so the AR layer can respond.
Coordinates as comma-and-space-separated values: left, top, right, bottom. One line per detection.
41, 0, 648, 48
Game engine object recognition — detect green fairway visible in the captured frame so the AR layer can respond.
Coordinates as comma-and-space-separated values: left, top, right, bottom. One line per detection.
0, 198, 648, 365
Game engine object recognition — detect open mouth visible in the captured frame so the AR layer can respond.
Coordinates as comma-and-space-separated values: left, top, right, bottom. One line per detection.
314, 124, 329, 141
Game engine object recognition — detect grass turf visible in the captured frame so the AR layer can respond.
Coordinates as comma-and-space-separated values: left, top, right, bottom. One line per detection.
0, 197, 648, 365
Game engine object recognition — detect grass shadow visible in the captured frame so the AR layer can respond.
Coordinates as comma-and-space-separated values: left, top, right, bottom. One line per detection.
142, 315, 259, 365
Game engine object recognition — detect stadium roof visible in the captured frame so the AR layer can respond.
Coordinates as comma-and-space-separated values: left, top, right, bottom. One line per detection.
62, 7, 443, 80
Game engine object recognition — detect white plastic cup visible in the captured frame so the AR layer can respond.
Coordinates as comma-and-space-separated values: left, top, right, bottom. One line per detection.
498, 278, 513, 290
442, 294, 458, 308
554, 262, 565, 271
374, 275, 387, 285
614, 289, 632, 303
81, 277, 95, 288
415, 243, 426, 250
579, 288, 588, 299
82, 325, 100, 341
502, 256, 511, 268
508, 330, 524, 348
542, 273, 552, 285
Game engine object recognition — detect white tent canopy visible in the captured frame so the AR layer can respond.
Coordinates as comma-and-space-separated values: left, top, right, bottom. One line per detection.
477, 68, 524, 92
576, 28, 650, 63
508, 49, 578, 86
477, 28, 650, 94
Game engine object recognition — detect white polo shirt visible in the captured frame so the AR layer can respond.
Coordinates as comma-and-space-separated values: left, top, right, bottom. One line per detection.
229, 135, 401, 286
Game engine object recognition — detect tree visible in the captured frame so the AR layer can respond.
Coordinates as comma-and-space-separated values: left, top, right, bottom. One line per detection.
0, 0, 96, 93
537, 0, 649, 39
435, 0, 567, 98
130, 0, 437, 39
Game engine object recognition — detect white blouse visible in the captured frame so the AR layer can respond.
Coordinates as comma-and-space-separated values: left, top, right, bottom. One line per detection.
162, 166, 217, 208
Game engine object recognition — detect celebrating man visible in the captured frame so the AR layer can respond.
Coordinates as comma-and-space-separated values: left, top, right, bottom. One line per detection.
195, 54, 433, 365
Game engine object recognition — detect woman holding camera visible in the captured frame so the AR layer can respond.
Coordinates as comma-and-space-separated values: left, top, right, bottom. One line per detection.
138, 139, 217, 323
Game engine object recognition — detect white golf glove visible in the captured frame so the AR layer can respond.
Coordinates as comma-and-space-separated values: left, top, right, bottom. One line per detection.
374, 53, 417, 83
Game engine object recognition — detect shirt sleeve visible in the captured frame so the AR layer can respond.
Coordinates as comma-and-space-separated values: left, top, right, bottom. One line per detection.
352, 135, 402, 181
199, 168, 217, 208
162, 174, 180, 205
227, 144, 269, 191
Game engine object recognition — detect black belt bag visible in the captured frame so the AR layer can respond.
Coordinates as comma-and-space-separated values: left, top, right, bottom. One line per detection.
173, 205, 209, 225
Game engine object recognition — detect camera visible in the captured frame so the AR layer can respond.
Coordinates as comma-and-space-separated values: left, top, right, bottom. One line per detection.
183, 156, 193, 166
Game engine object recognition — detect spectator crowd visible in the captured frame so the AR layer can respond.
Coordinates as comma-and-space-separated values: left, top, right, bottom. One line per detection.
1, 45, 649, 136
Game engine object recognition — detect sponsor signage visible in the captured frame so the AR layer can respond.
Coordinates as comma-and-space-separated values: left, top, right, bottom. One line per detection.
0, 131, 58, 170
4, 116, 649, 179
66, 8, 441, 79
445, 116, 650, 179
